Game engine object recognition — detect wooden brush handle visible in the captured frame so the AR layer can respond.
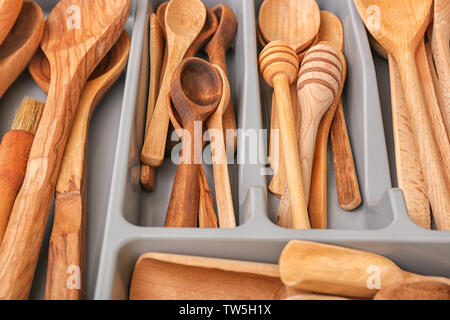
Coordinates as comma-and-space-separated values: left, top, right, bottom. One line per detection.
0, 131, 34, 242
198, 167, 218, 228
330, 101, 362, 211
396, 50, 450, 230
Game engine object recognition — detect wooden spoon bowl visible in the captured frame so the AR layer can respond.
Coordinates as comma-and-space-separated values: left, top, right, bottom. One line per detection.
0, 0, 23, 46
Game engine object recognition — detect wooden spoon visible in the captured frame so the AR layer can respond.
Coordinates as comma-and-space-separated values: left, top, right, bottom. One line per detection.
28, 32, 131, 300
129, 252, 286, 300
186, 7, 218, 59
0, 0, 131, 300
0, 0, 22, 46
204, 4, 238, 154
141, 0, 206, 167
206, 65, 236, 228
374, 277, 450, 300
260, 41, 310, 229
258, 0, 320, 53
355, 0, 450, 230
430, 0, 450, 136
165, 57, 222, 227
279, 240, 450, 299
0, 0, 44, 98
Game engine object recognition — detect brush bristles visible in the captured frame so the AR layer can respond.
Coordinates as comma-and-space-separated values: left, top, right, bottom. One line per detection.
11, 97, 45, 135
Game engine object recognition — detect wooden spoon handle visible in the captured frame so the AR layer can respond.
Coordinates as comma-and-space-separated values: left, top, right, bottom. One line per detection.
198, 166, 218, 228
330, 100, 362, 211
396, 50, 450, 230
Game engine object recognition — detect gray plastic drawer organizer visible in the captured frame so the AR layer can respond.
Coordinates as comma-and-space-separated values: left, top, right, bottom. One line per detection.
14, 0, 448, 299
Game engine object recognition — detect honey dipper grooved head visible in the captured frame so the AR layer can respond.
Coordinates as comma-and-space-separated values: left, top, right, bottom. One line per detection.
259, 41, 299, 87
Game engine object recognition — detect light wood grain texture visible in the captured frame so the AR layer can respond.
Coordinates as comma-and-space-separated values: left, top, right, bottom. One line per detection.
0, 0, 22, 46
0, 0, 130, 300
207, 65, 236, 228
374, 277, 450, 300
165, 58, 221, 228
44, 32, 130, 301
129, 252, 286, 300
260, 41, 310, 229
354, 0, 450, 230
141, 0, 206, 167
0, 1, 44, 98
204, 4, 237, 154
258, 0, 320, 53
431, 0, 450, 136
186, 7, 218, 59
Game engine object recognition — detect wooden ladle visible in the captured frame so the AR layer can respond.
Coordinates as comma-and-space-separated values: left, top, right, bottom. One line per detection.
374, 277, 450, 300
0, 0, 22, 46
165, 57, 222, 228
0, 0, 131, 300
354, 0, 450, 230
279, 240, 450, 299
29, 32, 131, 300
0, 0, 44, 98
141, 0, 206, 167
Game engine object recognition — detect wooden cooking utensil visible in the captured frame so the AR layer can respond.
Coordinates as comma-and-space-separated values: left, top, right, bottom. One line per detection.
166, 95, 218, 229
129, 252, 286, 300
374, 277, 450, 300
258, 0, 320, 53
0, 0, 44, 98
204, 4, 238, 154
0, 0, 131, 300
141, 0, 206, 167
141, 14, 164, 192
430, 0, 450, 135
186, 7, 218, 59
259, 41, 310, 229
0, 98, 43, 243
0, 0, 22, 46
206, 65, 236, 228
165, 58, 222, 228
29, 32, 130, 300
354, 0, 450, 230
279, 240, 450, 299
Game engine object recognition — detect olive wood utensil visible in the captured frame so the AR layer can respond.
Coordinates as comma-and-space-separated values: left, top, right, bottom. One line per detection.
0, 0, 44, 98
141, 0, 206, 167
165, 57, 222, 228
0, 0, 131, 300
374, 277, 450, 300
354, 0, 450, 230
0, 0, 22, 46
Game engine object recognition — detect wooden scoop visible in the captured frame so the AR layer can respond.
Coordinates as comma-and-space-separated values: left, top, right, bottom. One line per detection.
129, 252, 286, 300
354, 0, 450, 230
0, 0, 131, 300
141, 0, 206, 167
204, 4, 238, 154
279, 240, 450, 299
0, 0, 44, 98
165, 58, 222, 227
29, 32, 131, 300
374, 277, 450, 300
260, 41, 310, 229
0, 0, 22, 46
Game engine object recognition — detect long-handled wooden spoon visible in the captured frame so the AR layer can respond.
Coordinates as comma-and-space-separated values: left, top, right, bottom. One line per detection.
165, 58, 222, 227
280, 240, 450, 299
0, 0, 131, 300
374, 277, 450, 300
29, 32, 131, 300
260, 41, 310, 229
141, 0, 206, 167
354, 0, 450, 230
0, 0, 44, 98
0, 0, 22, 46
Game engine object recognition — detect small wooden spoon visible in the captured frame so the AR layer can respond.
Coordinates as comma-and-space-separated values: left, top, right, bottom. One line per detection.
165, 57, 222, 227
186, 7, 218, 58
204, 4, 238, 154
129, 253, 286, 300
354, 0, 450, 230
279, 240, 450, 299
0, 0, 44, 98
141, 0, 206, 167
258, 0, 320, 53
0, 0, 131, 300
374, 277, 450, 300
0, 0, 22, 46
